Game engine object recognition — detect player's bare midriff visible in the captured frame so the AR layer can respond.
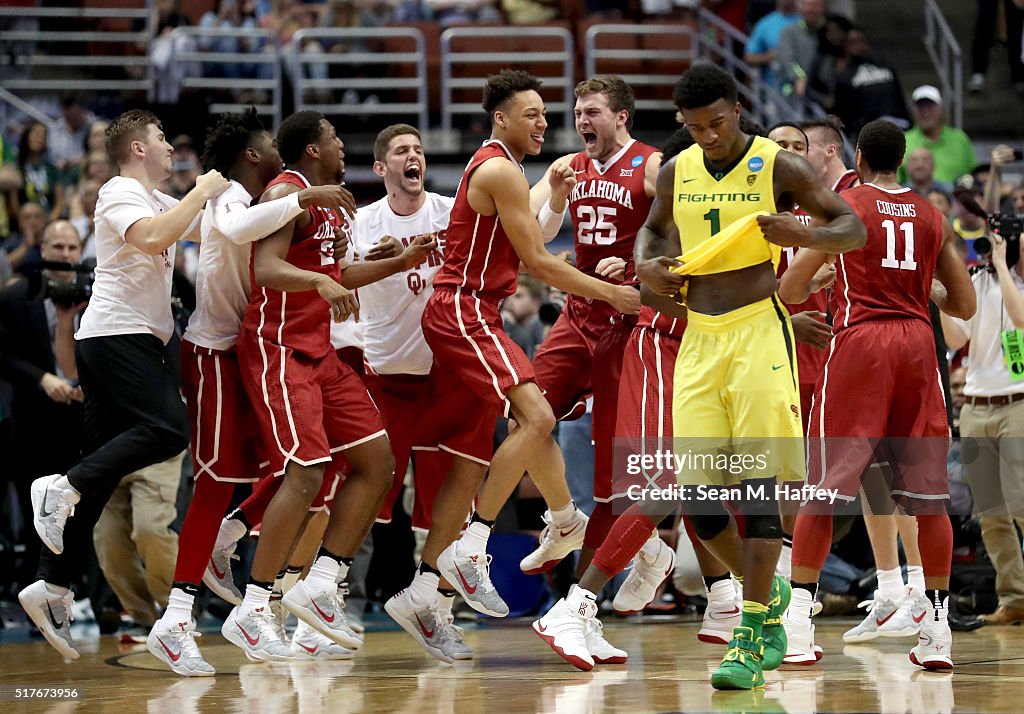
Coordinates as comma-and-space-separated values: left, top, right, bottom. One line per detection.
685, 261, 778, 315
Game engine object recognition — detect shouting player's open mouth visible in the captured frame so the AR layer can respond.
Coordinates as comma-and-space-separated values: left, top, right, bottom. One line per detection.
581, 131, 598, 150
404, 164, 422, 185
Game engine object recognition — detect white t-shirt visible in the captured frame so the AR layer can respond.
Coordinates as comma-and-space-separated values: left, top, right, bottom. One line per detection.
183, 180, 304, 351
76, 176, 190, 345
350, 192, 452, 375
948, 268, 1024, 397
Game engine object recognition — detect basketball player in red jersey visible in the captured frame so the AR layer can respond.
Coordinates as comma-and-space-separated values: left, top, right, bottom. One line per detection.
518, 75, 672, 580
227, 111, 397, 660
778, 120, 975, 669
418, 70, 640, 625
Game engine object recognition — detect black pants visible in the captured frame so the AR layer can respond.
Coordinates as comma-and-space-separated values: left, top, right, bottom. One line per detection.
972, 0, 1024, 82
38, 333, 188, 588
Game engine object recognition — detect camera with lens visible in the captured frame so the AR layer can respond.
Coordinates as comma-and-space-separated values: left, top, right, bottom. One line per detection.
27, 260, 95, 307
974, 214, 1023, 260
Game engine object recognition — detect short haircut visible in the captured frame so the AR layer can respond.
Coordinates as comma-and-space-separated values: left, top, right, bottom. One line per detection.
482, 70, 542, 115
201, 107, 266, 175
106, 109, 161, 165
43, 220, 81, 245
768, 121, 809, 146
799, 115, 846, 150
673, 64, 738, 110
374, 124, 421, 162
857, 119, 907, 173
277, 111, 326, 165
575, 75, 636, 130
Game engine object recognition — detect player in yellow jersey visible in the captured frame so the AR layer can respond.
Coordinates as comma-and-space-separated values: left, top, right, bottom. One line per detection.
635, 65, 866, 691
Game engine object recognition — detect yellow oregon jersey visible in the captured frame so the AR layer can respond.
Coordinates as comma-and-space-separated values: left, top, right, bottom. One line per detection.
673, 135, 781, 274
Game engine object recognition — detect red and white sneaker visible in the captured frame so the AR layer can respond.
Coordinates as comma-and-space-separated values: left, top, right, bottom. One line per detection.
584, 617, 627, 664
697, 579, 741, 644
533, 587, 597, 671
910, 597, 954, 670
612, 535, 675, 615
520, 508, 588, 575
222, 605, 293, 662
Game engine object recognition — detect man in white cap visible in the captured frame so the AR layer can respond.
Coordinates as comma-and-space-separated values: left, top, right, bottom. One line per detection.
898, 85, 976, 186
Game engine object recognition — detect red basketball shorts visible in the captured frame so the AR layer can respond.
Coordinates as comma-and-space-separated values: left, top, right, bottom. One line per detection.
181, 339, 268, 483
420, 286, 535, 464
364, 369, 451, 531
807, 319, 950, 511
238, 332, 387, 478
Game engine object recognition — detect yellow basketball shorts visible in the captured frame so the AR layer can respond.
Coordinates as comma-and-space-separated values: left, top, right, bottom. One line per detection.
672, 295, 806, 487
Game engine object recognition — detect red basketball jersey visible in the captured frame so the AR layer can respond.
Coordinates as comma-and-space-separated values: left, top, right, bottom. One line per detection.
778, 210, 829, 384
833, 169, 860, 195
568, 139, 659, 280
832, 183, 946, 330
433, 141, 522, 302
242, 170, 343, 358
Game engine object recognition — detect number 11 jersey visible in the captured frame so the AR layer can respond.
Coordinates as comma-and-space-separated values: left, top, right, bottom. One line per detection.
832, 183, 945, 331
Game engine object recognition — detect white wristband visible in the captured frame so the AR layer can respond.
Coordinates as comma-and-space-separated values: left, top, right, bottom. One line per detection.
538, 200, 567, 243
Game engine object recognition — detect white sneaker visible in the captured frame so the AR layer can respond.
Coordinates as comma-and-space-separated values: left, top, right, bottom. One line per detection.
879, 587, 929, 638
221, 605, 293, 662
583, 617, 627, 664
270, 596, 290, 644
519, 508, 588, 575
842, 594, 901, 643
291, 619, 356, 660
697, 579, 741, 644
437, 542, 509, 617
147, 618, 215, 676
281, 580, 363, 649
533, 594, 596, 671
18, 580, 79, 660
30, 474, 79, 555
612, 536, 675, 615
910, 597, 954, 670
783, 608, 821, 665
203, 544, 242, 605
385, 587, 456, 664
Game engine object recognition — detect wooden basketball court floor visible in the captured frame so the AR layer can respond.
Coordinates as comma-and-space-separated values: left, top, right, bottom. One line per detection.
0, 617, 1019, 713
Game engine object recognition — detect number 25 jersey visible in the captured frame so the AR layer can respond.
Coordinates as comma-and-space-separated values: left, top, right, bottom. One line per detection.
833, 184, 945, 331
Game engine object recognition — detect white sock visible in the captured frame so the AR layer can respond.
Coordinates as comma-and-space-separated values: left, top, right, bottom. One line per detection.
791, 584, 815, 621
272, 571, 286, 596
215, 517, 247, 551
907, 565, 926, 595
876, 567, 904, 602
304, 555, 341, 594
639, 531, 661, 561
44, 582, 71, 597
409, 569, 440, 605
162, 587, 194, 626
460, 521, 491, 554
929, 593, 949, 621
282, 567, 302, 594
565, 584, 597, 617
776, 541, 793, 580
707, 578, 736, 602
437, 591, 455, 616
550, 501, 577, 527
241, 583, 272, 614
336, 560, 351, 584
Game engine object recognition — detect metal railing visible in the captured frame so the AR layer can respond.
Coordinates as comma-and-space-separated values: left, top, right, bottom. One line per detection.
923, 0, 963, 129
0, 2, 152, 93
584, 24, 698, 113
290, 28, 429, 130
440, 26, 574, 131
169, 27, 283, 128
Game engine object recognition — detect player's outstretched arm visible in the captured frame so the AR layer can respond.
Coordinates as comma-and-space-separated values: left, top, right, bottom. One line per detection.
476, 159, 640, 315
125, 170, 229, 255
530, 153, 576, 242
635, 156, 685, 310
212, 184, 356, 246
759, 150, 866, 253
777, 248, 829, 304
933, 220, 976, 320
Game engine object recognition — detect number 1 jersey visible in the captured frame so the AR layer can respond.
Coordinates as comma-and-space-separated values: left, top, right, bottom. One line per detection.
833, 183, 945, 331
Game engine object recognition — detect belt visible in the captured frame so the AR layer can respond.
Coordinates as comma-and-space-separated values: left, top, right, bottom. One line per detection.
966, 393, 1024, 407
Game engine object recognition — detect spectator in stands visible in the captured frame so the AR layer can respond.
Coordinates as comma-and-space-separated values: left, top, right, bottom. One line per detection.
641, 0, 698, 20
502, 276, 545, 360
69, 180, 101, 259
954, 185, 990, 262
929, 189, 954, 221
84, 120, 110, 156
48, 97, 95, 179
94, 452, 185, 642
905, 146, 951, 197
899, 85, 978, 186
830, 27, 909, 137
165, 136, 202, 201
504, 0, 561, 24
83, 151, 117, 187
983, 144, 1024, 215
4, 201, 47, 276
148, 0, 196, 104
424, 0, 502, 26
744, 0, 801, 88
12, 121, 62, 220
806, 13, 853, 110
198, 0, 266, 79
0, 136, 20, 239
969, 0, 1024, 93
776, 0, 827, 99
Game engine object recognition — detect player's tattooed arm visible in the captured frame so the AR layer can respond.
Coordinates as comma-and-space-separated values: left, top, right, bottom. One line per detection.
759, 150, 866, 253
933, 219, 977, 321
636, 156, 685, 305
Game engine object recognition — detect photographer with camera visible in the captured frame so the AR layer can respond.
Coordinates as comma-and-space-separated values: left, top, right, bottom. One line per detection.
16, 110, 229, 660
941, 214, 1024, 625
